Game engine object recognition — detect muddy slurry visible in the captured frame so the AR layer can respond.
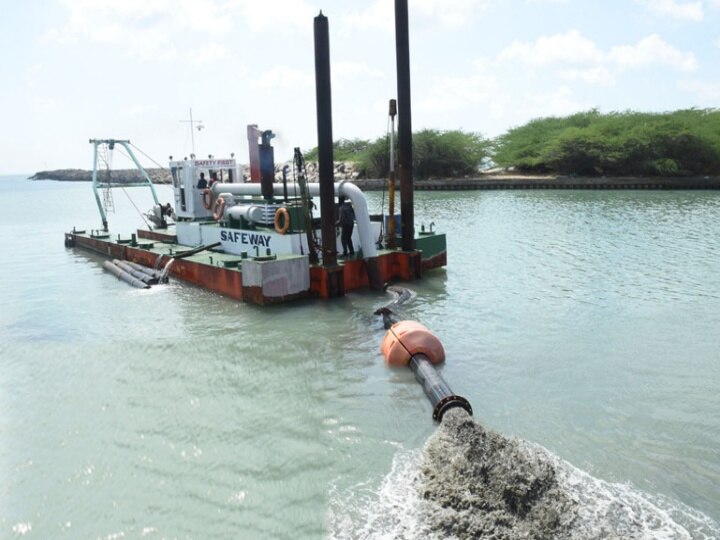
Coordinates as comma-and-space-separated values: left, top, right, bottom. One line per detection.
418, 409, 702, 540
420, 408, 577, 539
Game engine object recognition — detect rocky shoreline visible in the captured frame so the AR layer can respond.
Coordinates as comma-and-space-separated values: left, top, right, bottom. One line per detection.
28, 161, 364, 185
28, 166, 720, 191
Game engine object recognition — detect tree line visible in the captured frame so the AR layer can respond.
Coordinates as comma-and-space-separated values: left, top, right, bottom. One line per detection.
304, 108, 720, 178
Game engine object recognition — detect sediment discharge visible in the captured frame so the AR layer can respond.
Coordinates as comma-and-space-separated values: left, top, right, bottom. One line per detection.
418, 408, 700, 540
420, 408, 577, 539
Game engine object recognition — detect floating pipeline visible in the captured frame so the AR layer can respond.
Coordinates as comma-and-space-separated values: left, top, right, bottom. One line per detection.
377, 286, 472, 422
377, 292, 473, 422
365, 288, 719, 539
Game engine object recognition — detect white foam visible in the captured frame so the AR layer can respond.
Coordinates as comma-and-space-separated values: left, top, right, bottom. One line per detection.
541, 443, 720, 540
327, 436, 720, 540
327, 448, 428, 540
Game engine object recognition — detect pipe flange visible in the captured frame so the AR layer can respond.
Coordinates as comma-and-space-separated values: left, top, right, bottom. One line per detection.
432, 395, 473, 422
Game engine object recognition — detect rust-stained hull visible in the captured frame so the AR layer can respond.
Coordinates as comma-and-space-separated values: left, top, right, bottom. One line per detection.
66, 229, 446, 305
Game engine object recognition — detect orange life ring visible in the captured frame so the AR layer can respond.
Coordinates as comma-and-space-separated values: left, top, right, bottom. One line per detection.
213, 197, 226, 221
274, 207, 290, 234
202, 188, 213, 210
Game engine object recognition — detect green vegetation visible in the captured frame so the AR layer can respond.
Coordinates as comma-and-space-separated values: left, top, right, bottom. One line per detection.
304, 130, 490, 179
303, 138, 371, 162
492, 109, 720, 177
302, 109, 720, 178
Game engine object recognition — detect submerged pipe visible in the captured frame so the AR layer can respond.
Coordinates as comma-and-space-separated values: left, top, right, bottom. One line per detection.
103, 260, 150, 289
125, 261, 164, 280
113, 259, 158, 285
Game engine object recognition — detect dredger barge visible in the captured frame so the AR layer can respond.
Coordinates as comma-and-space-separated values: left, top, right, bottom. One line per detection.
63, 7, 449, 306
64, 127, 446, 305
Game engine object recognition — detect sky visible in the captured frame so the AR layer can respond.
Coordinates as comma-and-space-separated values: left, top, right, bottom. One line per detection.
1, 0, 720, 174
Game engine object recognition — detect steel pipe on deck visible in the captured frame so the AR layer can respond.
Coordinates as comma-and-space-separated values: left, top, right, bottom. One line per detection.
211, 181, 379, 261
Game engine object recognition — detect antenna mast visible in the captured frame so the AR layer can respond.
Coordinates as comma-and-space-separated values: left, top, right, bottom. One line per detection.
180, 107, 204, 154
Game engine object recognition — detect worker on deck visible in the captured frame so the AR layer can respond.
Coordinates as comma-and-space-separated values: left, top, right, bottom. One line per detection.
197, 172, 207, 189
338, 196, 355, 258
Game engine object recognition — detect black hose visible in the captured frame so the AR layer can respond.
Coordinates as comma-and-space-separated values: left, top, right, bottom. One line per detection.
410, 354, 473, 421
375, 285, 474, 422
173, 241, 222, 259
374, 284, 414, 328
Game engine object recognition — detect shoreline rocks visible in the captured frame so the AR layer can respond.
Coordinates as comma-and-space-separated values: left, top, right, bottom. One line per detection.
28, 161, 364, 185
28, 167, 720, 191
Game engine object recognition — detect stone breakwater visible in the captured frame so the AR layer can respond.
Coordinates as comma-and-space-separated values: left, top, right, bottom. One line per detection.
28, 161, 364, 185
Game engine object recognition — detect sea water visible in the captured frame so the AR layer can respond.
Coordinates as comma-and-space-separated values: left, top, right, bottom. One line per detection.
1, 175, 718, 538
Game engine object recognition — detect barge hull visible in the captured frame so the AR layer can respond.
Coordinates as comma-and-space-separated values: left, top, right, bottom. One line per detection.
66, 230, 446, 305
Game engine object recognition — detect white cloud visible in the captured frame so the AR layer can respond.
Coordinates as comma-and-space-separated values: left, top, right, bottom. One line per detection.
678, 79, 720, 101
609, 34, 698, 72
333, 61, 384, 80
48, 0, 237, 60
24, 63, 43, 89
498, 31, 697, 84
560, 66, 614, 85
636, 0, 704, 20
521, 85, 590, 119
419, 72, 500, 114
499, 30, 605, 67
252, 65, 313, 88
343, 1, 394, 32
188, 43, 228, 65
412, 0, 490, 27
235, 0, 315, 33
344, 0, 488, 31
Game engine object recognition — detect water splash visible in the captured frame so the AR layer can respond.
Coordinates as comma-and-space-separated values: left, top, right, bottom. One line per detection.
158, 258, 174, 283
328, 409, 720, 540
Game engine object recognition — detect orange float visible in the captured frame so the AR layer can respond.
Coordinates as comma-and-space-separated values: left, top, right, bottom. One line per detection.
381, 320, 445, 366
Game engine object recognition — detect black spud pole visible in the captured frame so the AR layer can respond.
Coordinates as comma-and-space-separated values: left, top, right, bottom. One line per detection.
314, 11, 338, 267
395, 0, 415, 251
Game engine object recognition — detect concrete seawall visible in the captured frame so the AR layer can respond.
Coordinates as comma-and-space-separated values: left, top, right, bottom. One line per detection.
31, 168, 720, 190
352, 176, 720, 191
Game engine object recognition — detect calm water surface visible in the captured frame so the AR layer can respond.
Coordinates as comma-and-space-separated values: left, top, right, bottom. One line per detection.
1, 176, 718, 538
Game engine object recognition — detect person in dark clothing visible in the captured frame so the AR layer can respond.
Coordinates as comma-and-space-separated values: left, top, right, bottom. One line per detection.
197, 172, 207, 189
338, 196, 355, 257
